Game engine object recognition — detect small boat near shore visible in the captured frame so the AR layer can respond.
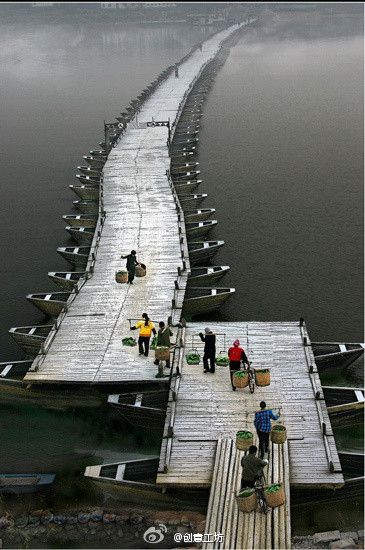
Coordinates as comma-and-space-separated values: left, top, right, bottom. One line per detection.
75, 174, 101, 186
170, 151, 196, 161
77, 166, 102, 177
89, 149, 106, 158
0, 360, 33, 379
178, 193, 207, 206
48, 271, 85, 290
183, 287, 235, 315
66, 226, 95, 245
57, 246, 91, 268
186, 220, 217, 238
69, 185, 99, 201
73, 200, 99, 214
174, 180, 202, 195
312, 342, 364, 371
188, 241, 225, 265
338, 452, 364, 478
84, 457, 160, 489
170, 162, 199, 172
171, 170, 201, 180
26, 292, 72, 317
0, 474, 56, 494
184, 208, 215, 222
188, 266, 230, 285
9, 325, 53, 356
62, 214, 98, 228
108, 390, 168, 429
83, 156, 105, 169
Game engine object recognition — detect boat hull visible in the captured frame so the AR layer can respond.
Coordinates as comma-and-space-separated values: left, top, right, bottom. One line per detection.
9, 326, 52, 356
186, 221, 217, 238
57, 248, 90, 268
188, 266, 230, 286
0, 474, 56, 494
184, 209, 215, 222
73, 200, 99, 214
69, 185, 99, 201
26, 294, 71, 317
66, 226, 95, 245
183, 289, 235, 315
178, 194, 207, 206
48, 272, 85, 290
63, 215, 98, 228
188, 242, 224, 266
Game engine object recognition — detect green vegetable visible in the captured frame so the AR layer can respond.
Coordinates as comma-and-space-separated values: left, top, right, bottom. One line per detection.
272, 425, 286, 432
236, 430, 253, 440
265, 484, 282, 494
215, 355, 229, 366
122, 337, 137, 347
233, 371, 248, 378
185, 352, 200, 365
150, 336, 157, 350
238, 488, 254, 498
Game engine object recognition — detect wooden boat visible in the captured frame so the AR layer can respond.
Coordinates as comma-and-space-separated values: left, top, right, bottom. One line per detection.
312, 342, 364, 371
9, 325, 53, 356
75, 174, 100, 186
89, 149, 106, 158
173, 129, 199, 138
175, 124, 200, 133
326, 386, 364, 427
170, 137, 199, 148
188, 241, 225, 266
48, 271, 85, 290
183, 287, 235, 315
170, 148, 197, 157
0, 474, 56, 494
178, 193, 207, 206
84, 457, 160, 489
73, 200, 98, 214
184, 208, 215, 222
83, 156, 105, 169
174, 181, 202, 195
171, 170, 201, 180
170, 162, 199, 172
26, 292, 72, 317
188, 266, 230, 286
66, 226, 95, 245
77, 165, 102, 177
57, 246, 90, 268
338, 452, 364, 478
62, 214, 98, 228
69, 185, 99, 201
108, 390, 168, 429
186, 220, 217, 238
0, 360, 33, 379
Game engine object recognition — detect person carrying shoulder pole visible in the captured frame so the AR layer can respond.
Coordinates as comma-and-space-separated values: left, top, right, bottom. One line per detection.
240, 445, 268, 490
254, 401, 280, 459
154, 321, 173, 369
120, 250, 139, 285
130, 313, 156, 357
199, 328, 216, 373
228, 339, 249, 391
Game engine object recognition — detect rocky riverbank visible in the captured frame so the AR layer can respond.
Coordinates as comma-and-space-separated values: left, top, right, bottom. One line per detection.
293, 530, 364, 550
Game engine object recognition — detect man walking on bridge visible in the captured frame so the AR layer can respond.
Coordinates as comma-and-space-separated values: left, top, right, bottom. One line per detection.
240, 445, 268, 490
199, 328, 216, 373
254, 401, 280, 459
121, 250, 139, 285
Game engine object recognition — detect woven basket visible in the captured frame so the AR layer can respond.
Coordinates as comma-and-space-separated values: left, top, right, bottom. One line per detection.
264, 484, 285, 508
233, 371, 249, 388
135, 265, 146, 277
155, 346, 170, 361
236, 490, 257, 513
115, 270, 128, 284
270, 425, 287, 444
255, 370, 271, 387
236, 431, 253, 451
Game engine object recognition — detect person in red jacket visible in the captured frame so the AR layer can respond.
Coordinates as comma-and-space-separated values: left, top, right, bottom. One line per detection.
228, 339, 250, 391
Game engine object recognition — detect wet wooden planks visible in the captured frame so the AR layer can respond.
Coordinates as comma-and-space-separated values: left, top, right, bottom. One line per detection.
202, 438, 291, 549
24, 26, 237, 384
157, 321, 344, 487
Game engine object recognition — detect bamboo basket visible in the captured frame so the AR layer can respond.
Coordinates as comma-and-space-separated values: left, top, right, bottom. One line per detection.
255, 369, 271, 387
233, 371, 249, 388
115, 270, 128, 284
264, 484, 285, 508
155, 346, 170, 361
270, 425, 287, 444
135, 265, 146, 277
236, 430, 253, 451
236, 490, 257, 513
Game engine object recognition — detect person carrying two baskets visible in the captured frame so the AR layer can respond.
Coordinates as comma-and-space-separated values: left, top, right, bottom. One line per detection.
120, 250, 139, 285
240, 445, 268, 490
130, 313, 156, 357
228, 339, 250, 391
154, 321, 173, 370
254, 401, 280, 460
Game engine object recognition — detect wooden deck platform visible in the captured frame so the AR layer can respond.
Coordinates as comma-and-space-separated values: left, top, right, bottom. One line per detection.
202, 438, 291, 549
24, 26, 238, 384
157, 321, 344, 487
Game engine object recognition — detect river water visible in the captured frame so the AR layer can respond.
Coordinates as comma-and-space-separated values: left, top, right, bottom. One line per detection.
0, 3, 363, 535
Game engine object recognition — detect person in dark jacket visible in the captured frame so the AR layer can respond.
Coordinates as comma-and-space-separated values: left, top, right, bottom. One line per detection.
240, 445, 268, 490
228, 339, 250, 391
154, 321, 173, 369
199, 328, 216, 373
121, 250, 139, 284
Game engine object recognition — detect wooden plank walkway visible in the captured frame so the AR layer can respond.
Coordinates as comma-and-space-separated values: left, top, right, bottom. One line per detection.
202, 438, 291, 549
157, 321, 344, 487
24, 26, 238, 384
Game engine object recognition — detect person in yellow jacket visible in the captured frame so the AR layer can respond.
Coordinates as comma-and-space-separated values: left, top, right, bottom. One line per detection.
130, 313, 157, 357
